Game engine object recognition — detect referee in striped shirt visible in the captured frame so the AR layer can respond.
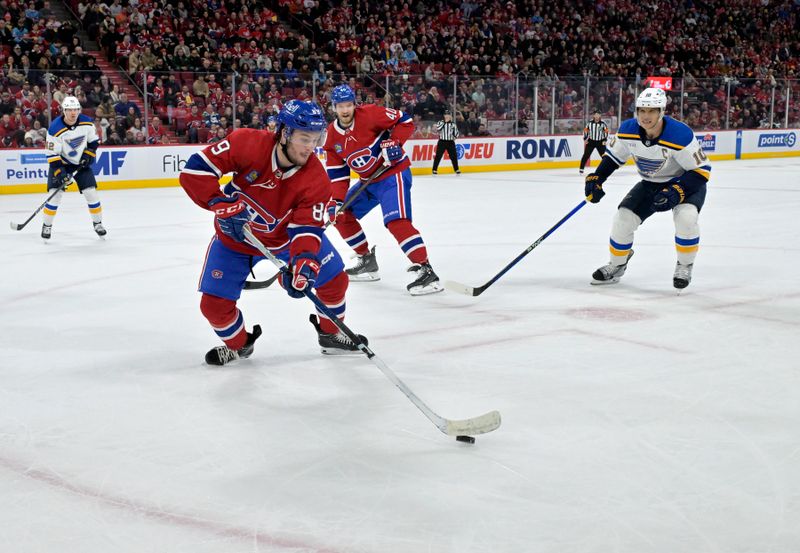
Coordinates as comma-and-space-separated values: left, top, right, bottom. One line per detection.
580, 110, 609, 174
432, 111, 461, 175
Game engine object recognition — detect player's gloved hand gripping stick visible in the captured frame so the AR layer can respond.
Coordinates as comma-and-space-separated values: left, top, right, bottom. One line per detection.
242, 224, 501, 440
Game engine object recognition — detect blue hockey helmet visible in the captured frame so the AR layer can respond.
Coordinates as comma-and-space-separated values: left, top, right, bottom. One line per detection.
277, 100, 326, 133
331, 84, 356, 105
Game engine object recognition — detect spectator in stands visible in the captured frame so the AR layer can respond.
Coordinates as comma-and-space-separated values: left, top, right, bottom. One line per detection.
208, 126, 226, 143
203, 104, 221, 127
25, 120, 46, 146
130, 116, 145, 136
193, 76, 210, 100
0, 91, 16, 116
97, 116, 110, 142
140, 46, 157, 71
185, 104, 204, 143
96, 97, 115, 121
105, 130, 122, 145
163, 74, 180, 107
471, 85, 486, 107
86, 82, 104, 108
109, 83, 122, 104
114, 92, 140, 119
147, 116, 166, 144
475, 123, 490, 136
463, 111, 480, 136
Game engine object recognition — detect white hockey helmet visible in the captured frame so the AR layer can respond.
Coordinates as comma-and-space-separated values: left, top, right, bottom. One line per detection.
62, 96, 81, 110
635, 87, 667, 122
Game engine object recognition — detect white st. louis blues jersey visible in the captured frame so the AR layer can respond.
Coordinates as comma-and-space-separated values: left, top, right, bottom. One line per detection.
604, 116, 711, 184
46, 114, 99, 167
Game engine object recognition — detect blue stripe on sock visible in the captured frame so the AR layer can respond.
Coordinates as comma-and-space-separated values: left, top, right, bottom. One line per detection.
610, 238, 633, 250
215, 311, 244, 340
321, 303, 346, 318
346, 232, 366, 248
400, 236, 424, 254
675, 236, 699, 246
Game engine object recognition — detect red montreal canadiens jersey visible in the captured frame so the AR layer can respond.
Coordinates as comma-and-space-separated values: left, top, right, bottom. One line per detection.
323, 104, 414, 200
180, 128, 331, 258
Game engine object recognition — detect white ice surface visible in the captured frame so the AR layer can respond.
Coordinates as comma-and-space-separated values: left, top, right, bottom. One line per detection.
1, 158, 799, 552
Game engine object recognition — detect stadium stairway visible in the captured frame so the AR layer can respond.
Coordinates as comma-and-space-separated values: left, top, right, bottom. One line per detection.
90, 53, 179, 143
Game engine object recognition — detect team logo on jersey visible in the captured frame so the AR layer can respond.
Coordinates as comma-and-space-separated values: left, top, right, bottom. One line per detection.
212, 269, 223, 279
66, 136, 85, 157
632, 155, 666, 177
347, 147, 380, 173
235, 191, 281, 232
245, 170, 259, 183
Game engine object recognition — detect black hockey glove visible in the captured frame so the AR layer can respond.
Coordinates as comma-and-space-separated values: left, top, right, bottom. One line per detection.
79, 152, 94, 168
652, 184, 685, 212
53, 168, 73, 189
584, 173, 606, 203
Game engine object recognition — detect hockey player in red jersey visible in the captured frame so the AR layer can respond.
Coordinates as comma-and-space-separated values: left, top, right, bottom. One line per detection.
180, 100, 367, 365
323, 84, 443, 295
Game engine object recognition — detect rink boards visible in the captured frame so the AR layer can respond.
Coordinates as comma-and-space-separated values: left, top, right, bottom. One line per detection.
2, 128, 798, 194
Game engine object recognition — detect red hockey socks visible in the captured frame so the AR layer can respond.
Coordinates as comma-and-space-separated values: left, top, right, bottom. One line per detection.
387, 219, 428, 264
200, 294, 248, 350
335, 210, 370, 256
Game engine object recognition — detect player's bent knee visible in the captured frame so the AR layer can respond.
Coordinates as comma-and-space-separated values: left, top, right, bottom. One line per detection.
673, 203, 699, 233
200, 293, 237, 324
612, 208, 641, 235
315, 271, 348, 303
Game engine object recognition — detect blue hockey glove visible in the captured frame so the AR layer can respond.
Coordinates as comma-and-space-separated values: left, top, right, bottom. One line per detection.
652, 184, 685, 212
380, 139, 403, 164
584, 173, 606, 203
208, 196, 251, 242
281, 252, 320, 299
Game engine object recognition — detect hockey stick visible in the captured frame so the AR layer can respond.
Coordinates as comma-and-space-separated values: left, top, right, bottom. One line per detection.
446, 199, 589, 296
244, 163, 392, 290
242, 225, 501, 437
9, 177, 74, 231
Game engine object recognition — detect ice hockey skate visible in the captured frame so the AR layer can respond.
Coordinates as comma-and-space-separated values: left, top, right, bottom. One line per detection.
673, 262, 693, 289
345, 245, 380, 281
309, 314, 368, 355
93, 222, 107, 237
407, 262, 443, 295
41, 224, 52, 240
591, 250, 634, 285
205, 325, 263, 366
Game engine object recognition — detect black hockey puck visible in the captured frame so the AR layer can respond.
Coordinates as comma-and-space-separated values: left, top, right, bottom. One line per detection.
456, 435, 475, 444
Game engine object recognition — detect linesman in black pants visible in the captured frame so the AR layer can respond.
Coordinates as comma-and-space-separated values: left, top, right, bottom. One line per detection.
580, 110, 609, 174
432, 110, 461, 175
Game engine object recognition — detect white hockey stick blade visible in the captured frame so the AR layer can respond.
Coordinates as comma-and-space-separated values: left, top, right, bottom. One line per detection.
10, 221, 21, 231
441, 410, 502, 436
444, 280, 476, 296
